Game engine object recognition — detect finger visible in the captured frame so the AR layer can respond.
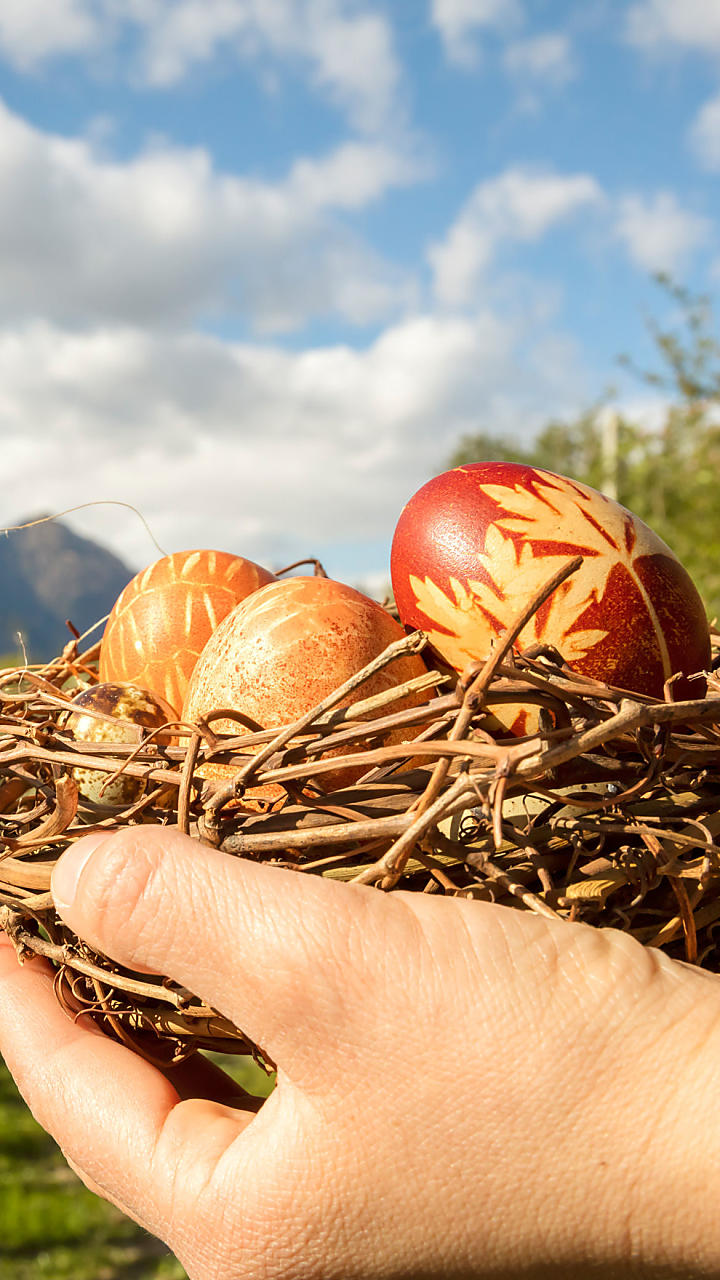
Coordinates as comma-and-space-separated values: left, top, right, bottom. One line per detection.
0, 936, 257, 1243
51, 826, 384, 1078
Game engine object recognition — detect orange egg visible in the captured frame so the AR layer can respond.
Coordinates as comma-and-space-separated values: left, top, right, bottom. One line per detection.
182, 575, 430, 793
391, 462, 710, 732
99, 549, 276, 716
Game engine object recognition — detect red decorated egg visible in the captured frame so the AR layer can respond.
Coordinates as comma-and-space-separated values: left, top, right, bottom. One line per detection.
99, 549, 276, 716
391, 463, 710, 716
62, 681, 174, 806
182, 575, 430, 792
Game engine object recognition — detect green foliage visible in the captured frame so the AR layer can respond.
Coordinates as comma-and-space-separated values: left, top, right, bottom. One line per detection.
450, 275, 720, 620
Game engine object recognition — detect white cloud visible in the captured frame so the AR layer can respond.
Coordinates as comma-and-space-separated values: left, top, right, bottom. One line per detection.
429, 167, 602, 307
286, 140, 430, 211
0, 101, 421, 332
625, 0, 720, 58
430, 0, 524, 67
690, 91, 720, 170
503, 32, 576, 87
613, 191, 711, 273
0, 0, 100, 66
132, 0, 403, 132
0, 0, 403, 135
0, 313, 590, 581
293, 2, 402, 135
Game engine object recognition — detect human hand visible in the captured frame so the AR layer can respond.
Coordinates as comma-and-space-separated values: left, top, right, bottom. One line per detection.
1, 825, 720, 1279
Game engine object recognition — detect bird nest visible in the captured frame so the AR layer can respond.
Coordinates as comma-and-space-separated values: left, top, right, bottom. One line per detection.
1, 559, 720, 1069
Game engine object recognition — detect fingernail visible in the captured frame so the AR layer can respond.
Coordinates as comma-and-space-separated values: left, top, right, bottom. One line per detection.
52, 833, 108, 914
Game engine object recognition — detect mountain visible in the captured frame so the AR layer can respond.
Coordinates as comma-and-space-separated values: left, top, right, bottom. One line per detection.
0, 516, 135, 662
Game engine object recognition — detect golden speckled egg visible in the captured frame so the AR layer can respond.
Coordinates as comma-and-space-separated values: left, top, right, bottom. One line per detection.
99, 549, 276, 716
182, 575, 430, 793
391, 463, 710, 733
62, 681, 173, 806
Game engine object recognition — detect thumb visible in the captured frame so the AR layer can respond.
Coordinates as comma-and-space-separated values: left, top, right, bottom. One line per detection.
51, 825, 375, 1080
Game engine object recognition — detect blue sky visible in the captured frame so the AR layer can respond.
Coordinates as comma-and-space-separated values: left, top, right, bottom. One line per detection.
0, 0, 718, 593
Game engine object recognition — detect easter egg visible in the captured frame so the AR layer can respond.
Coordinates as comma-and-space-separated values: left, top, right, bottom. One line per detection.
391, 463, 710, 720
62, 682, 174, 806
99, 550, 276, 716
182, 575, 430, 793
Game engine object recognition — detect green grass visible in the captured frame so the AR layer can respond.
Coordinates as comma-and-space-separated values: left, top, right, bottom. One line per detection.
0, 1052, 274, 1278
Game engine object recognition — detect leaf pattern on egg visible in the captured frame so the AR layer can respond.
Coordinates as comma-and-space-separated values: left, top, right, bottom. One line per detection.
408, 468, 672, 674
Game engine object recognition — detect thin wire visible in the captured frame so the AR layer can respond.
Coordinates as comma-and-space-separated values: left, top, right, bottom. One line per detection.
0, 502, 167, 558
